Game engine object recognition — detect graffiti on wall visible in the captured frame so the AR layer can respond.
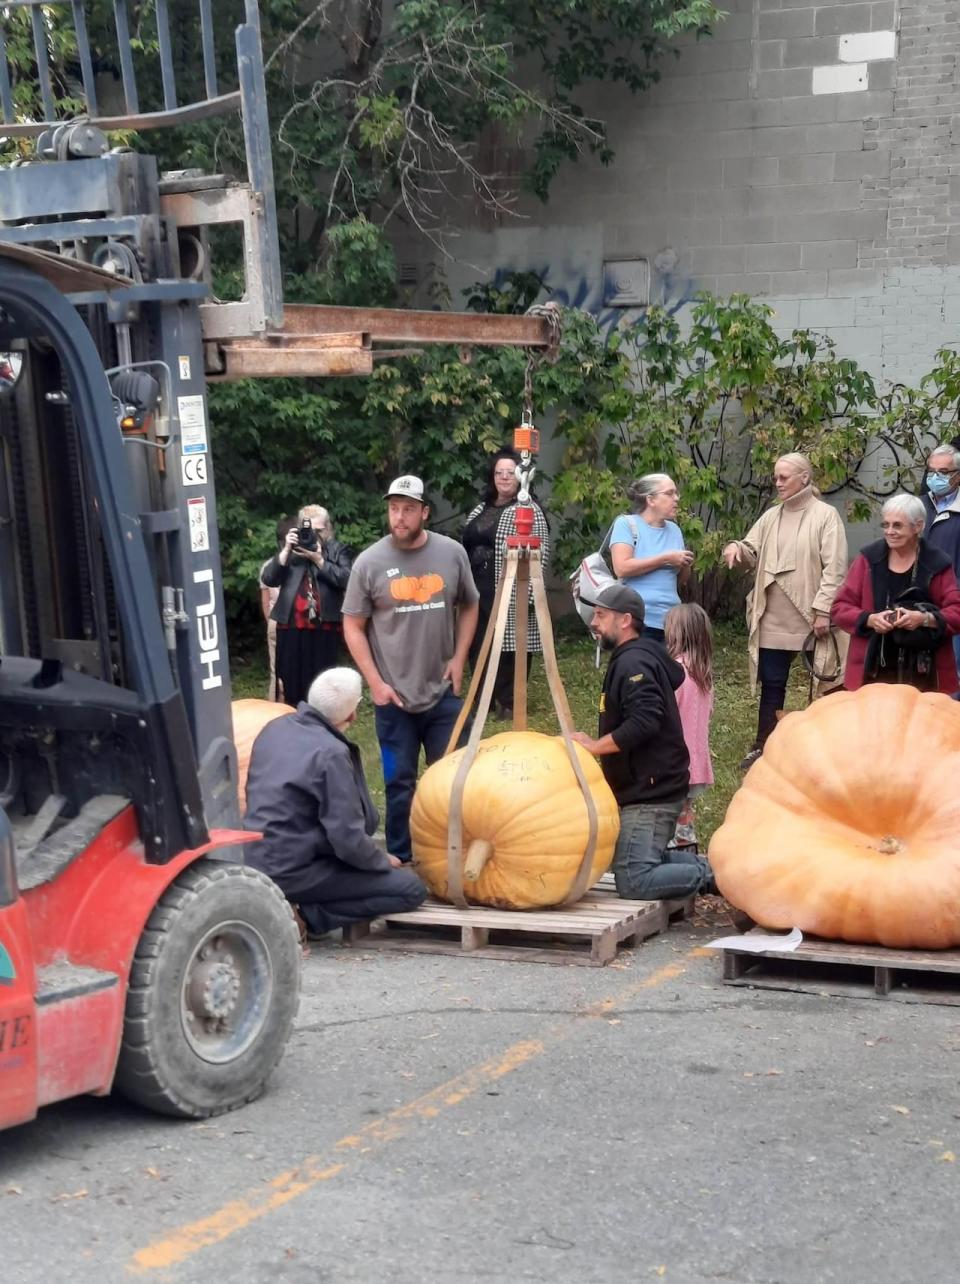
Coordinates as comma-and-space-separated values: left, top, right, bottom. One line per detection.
491, 249, 698, 341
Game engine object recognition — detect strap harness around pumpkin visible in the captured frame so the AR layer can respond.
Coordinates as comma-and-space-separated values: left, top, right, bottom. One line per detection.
442, 305, 599, 911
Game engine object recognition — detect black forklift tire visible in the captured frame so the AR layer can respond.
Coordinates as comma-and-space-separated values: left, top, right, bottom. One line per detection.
114, 859, 301, 1119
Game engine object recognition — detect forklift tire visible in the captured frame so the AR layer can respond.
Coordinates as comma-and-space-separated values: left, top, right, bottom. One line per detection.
115, 858, 301, 1119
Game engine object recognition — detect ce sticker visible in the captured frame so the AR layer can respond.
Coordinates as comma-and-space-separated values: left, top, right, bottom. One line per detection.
181, 455, 208, 487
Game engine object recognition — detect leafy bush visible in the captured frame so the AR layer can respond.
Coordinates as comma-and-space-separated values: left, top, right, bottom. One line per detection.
211, 264, 960, 634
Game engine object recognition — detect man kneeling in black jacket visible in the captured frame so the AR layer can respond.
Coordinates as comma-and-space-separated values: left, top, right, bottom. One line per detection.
572, 584, 716, 901
244, 668, 426, 936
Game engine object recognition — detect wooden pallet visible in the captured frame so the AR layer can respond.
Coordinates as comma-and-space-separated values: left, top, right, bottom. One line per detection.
720, 934, 960, 1005
591, 871, 694, 921
341, 888, 675, 966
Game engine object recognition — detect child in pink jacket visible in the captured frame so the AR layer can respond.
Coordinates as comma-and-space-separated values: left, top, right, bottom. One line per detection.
664, 604, 714, 851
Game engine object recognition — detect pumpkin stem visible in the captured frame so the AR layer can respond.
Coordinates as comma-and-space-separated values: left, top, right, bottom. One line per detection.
875, 835, 903, 855
464, 838, 494, 881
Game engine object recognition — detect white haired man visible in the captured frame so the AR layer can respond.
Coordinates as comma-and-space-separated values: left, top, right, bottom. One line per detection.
243, 667, 426, 936
922, 443, 960, 671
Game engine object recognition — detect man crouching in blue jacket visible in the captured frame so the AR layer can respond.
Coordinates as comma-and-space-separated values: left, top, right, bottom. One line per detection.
572, 584, 717, 901
244, 668, 426, 936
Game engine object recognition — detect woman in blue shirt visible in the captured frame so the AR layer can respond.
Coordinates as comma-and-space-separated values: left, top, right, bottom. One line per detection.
609, 474, 693, 640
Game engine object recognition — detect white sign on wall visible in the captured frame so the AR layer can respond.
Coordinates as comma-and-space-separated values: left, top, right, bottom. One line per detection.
603, 259, 651, 307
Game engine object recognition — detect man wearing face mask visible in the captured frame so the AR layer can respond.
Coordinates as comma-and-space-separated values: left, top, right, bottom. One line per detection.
922, 444, 960, 671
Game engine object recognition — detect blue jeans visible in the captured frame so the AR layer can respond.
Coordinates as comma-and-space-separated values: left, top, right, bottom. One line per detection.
613, 800, 715, 900
296, 863, 426, 935
375, 690, 466, 862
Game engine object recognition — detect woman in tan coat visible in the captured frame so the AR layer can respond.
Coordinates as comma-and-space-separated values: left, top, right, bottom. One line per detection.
722, 453, 848, 768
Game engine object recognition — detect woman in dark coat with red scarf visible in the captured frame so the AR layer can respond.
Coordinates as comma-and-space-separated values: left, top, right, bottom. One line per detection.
261, 505, 353, 707
832, 493, 960, 693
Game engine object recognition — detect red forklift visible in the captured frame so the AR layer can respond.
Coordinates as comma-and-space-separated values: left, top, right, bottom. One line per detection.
0, 3, 553, 1129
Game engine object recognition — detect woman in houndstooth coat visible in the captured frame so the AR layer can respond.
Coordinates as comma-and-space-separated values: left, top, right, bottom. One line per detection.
462, 449, 550, 718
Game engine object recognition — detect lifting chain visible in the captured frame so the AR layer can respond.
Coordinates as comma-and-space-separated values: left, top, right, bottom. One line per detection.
521, 301, 563, 419
513, 302, 562, 505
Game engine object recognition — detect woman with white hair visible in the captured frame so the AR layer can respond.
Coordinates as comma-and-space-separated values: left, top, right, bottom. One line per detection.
832, 493, 960, 692
609, 474, 693, 641
722, 452, 848, 767
261, 503, 353, 708
244, 667, 426, 938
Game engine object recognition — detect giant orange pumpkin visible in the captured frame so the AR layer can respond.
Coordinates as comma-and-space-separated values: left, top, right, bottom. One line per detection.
232, 698, 290, 813
410, 731, 619, 909
709, 684, 960, 949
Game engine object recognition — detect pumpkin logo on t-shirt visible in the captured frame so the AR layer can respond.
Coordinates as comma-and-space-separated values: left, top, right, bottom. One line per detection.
389, 573, 444, 605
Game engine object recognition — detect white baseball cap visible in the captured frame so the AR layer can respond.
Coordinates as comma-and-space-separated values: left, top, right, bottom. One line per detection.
384, 474, 426, 502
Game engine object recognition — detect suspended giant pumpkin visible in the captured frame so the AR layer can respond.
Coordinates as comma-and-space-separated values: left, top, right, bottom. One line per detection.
410, 731, 619, 909
232, 698, 290, 813
709, 683, 960, 949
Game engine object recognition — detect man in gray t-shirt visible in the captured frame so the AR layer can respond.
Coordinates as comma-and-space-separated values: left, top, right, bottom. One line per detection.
343, 474, 479, 862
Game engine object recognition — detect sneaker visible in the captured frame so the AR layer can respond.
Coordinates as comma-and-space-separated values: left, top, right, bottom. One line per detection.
291, 905, 308, 946
739, 746, 763, 770
296, 904, 334, 940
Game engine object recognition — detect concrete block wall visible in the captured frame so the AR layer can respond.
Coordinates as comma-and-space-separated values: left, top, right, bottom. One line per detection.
400, 0, 960, 391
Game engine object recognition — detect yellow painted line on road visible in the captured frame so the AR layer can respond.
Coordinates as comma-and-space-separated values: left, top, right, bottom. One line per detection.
128, 945, 704, 1275
128, 1041, 544, 1274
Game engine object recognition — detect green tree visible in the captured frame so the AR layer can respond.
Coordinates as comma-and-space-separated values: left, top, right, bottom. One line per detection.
258, 0, 724, 259
548, 293, 945, 614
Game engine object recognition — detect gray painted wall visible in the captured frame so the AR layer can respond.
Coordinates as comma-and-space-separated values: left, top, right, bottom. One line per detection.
398, 0, 960, 388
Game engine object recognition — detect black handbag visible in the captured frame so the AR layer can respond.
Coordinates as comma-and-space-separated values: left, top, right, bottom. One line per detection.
889, 584, 943, 649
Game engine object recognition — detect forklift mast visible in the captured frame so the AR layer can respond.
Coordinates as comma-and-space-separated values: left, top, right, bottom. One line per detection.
0, 1, 554, 857
0, 1, 287, 841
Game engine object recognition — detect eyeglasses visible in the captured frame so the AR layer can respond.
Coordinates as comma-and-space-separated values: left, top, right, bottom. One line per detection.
928, 468, 958, 478
653, 489, 679, 498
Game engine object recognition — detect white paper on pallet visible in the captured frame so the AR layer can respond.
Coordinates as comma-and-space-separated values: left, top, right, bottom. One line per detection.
706, 927, 803, 954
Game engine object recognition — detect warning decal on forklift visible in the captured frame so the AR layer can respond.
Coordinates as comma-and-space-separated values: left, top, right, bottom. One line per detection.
181, 454, 208, 487
0, 940, 15, 986
178, 395, 208, 455
188, 497, 211, 552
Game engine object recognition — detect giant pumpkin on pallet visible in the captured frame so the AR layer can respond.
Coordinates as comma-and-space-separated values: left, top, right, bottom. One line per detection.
232, 698, 290, 812
410, 731, 619, 909
709, 684, 960, 949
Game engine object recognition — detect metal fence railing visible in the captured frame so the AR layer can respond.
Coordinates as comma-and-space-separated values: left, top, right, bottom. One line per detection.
0, 0, 259, 137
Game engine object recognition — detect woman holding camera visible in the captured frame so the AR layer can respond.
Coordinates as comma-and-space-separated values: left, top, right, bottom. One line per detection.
832, 492, 960, 692
261, 505, 353, 708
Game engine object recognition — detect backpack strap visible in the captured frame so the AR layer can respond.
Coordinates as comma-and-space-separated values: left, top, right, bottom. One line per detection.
599, 514, 640, 559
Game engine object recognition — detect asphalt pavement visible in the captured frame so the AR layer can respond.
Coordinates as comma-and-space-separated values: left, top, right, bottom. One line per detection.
4, 915, 960, 1284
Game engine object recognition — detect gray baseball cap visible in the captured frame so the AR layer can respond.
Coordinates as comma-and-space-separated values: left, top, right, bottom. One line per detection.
595, 583, 646, 625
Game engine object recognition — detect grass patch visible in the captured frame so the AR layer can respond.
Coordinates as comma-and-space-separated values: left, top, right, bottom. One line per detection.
231, 622, 812, 846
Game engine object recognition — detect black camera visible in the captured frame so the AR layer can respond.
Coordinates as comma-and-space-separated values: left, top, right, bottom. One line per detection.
296, 521, 318, 552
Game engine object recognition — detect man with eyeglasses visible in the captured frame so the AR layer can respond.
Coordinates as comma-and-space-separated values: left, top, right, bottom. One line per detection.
922, 443, 960, 671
